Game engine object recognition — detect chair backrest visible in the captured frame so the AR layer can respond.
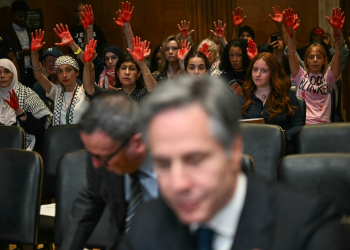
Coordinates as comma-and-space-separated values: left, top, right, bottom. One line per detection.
296, 96, 306, 123
42, 124, 84, 199
278, 153, 350, 215
296, 123, 350, 154
241, 124, 284, 182
0, 149, 43, 245
55, 150, 111, 248
241, 154, 255, 175
0, 125, 25, 149
290, 85, 296, 95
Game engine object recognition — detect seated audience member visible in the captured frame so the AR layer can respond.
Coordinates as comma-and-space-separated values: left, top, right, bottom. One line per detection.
197, 39, 220, 76
232, 7, 255, 41
0, 59, 52, 152
32, 47, 83, 104
297, 27, 333, 61
84, 37, 156, 104
219, 39, 250, 95
152, 35, 182, 83
0, 32, 20, 77
184, 51, 209, 76
118, 76, 350, 250
237, 53, 304, 153
286, 7, 344, 125
239, 25, 255, 40
208, 33, 223, 56
62, 92, 158, 250
93, 46, 124, 89
31, 30, 90, 126
149, 45, 161, 73
269, 32, 291, 76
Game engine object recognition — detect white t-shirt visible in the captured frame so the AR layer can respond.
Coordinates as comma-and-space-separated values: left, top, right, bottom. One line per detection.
47, 84, 90, 125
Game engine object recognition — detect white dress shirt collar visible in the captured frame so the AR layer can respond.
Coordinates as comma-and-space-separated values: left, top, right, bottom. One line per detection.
190, 172, 247, 250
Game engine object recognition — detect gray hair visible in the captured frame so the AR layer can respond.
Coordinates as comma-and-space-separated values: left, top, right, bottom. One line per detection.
198, 39, 219, 61
78, 92, 140, 141
140, 76, 241, 151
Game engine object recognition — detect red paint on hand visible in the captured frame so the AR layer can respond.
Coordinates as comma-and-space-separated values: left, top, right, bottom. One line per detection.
4, 89, 19, 111
30, 29, 46, 51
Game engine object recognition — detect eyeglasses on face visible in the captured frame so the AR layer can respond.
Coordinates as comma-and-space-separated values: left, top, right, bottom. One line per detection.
90, 135, 133, 166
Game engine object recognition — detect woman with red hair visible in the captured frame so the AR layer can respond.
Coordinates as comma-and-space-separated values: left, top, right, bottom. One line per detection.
238, 52, 304, 153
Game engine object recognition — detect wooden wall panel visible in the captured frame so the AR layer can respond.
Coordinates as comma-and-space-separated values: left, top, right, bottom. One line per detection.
1, 0, 321, 53
236, 0, 319, 49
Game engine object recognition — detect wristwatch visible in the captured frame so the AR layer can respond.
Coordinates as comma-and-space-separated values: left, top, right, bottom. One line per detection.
16, 111, 26, 119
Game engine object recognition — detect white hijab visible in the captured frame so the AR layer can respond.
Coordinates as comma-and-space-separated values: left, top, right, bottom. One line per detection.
0, 59, 19, 125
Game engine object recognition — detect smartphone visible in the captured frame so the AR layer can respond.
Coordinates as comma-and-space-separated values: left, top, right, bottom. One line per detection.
270, 35, 278, 44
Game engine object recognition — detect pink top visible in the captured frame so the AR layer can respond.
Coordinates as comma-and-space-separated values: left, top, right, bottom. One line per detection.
292, 66, 338, 125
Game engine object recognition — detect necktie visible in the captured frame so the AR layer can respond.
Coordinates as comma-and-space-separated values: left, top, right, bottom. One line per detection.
125, 172, 143, 232
196, 226, 214, 250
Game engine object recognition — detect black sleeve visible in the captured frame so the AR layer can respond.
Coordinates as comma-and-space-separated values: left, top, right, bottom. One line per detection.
61, 160, 106, 250
284, 92, 305, 142
93, 55, 105, 83
18, 112, 47, 135
85, 84, 115, 101
94, 25, 107, 49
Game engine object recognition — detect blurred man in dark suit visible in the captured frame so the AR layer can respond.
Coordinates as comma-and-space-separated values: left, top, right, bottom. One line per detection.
119, 76, 350, 250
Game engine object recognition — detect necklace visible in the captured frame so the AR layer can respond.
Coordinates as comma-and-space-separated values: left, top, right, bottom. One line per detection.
255, 89, 271, 100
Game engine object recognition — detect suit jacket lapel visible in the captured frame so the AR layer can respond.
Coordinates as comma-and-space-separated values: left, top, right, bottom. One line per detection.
231, 176, 275, 250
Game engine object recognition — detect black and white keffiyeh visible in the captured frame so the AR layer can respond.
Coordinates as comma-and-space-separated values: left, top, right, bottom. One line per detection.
0, 58, 52, 150
54, 55, 79, 73
53, 84, 80, 125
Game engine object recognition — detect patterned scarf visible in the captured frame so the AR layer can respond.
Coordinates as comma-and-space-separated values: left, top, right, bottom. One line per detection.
0, 59, 52, 150
53, 84, 80, 126
98, 67, 115, 89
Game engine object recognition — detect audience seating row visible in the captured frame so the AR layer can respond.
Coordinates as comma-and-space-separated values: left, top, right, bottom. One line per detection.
1, 123, 350, 246
1, 148, 349, 247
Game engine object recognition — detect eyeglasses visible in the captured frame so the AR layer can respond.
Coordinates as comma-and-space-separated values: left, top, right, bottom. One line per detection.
90, 135, 133, 166
44, 58, 57, 64
104, 56, 119, 62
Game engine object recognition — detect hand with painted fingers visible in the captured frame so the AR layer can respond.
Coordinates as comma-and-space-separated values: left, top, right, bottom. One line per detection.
326, 7, 345, 30
269, 5, 284, 23
210, 20, 226, 37
284, 8, 299, 38
199, 43, 211, 59
293, 18, 300, 31
54, 24, 74, 46
4, 89, 19, 111
127, 36, 150, 62
80, 5, 94, 29
284, 8, 299, 29
113, 10, 124, 27
30, 29, 46, 51
247, 39, 257, 60
84, 38, 97, 63
177, 39, 191, 61
121, 1, 134, 23
232, 7, 246, 26
177, 20, 194, 38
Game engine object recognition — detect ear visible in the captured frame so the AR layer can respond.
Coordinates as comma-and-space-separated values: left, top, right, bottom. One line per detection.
129, 133, 146, 155
230, 135, 243, 174
75, 70, 79, 78
137, 71, 141, 80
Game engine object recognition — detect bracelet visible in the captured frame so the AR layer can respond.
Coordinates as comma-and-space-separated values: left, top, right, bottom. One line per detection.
74, 47, 82, 55
142, 70, 151, 77
32, 63, 42, 71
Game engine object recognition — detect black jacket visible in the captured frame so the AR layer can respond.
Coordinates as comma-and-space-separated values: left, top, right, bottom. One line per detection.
119, 175, 350, 250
